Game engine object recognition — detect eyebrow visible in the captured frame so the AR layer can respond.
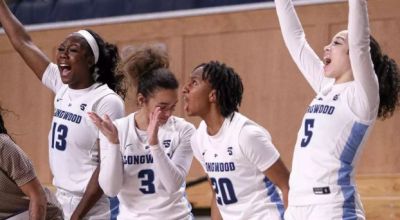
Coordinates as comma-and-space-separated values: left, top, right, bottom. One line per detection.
158, 101, 178, 106
336, 36, 346, 41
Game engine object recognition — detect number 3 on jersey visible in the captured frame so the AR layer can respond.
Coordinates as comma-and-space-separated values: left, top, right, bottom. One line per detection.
210, 177, 238, 205
138, 169, 155, 194
51, 122, 68, 151
301, 119, 314, 147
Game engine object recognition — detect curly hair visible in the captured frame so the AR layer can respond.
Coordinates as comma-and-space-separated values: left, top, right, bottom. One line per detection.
118, 44, 178, 99
195, 61, 244, 117
370, 36, 400, 120
85, 29, 127, 99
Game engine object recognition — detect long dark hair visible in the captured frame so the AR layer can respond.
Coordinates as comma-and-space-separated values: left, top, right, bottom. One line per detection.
370, 36, 400, 120
119, 44, 178, 99
85, 29, 127, 99
195, 61, 244, 117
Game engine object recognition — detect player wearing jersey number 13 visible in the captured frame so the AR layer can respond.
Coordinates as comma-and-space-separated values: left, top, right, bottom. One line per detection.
0, 1, 127, 219
275, 0, 400, 219
182, 61, 290, 220
89, 45, 195, 220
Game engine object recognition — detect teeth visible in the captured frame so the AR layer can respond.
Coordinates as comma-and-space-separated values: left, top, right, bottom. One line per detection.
60, 64, 69, 67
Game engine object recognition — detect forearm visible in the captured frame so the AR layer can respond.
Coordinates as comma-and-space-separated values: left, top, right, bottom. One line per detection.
0, 0, 32, 49
71, 166, 104, 220
275, 0, 306, 58
263, 158, 290, 208
29, 198, 46, 220
348, 0, 379, 112
99, 142, 123, 197
19, 178, 47, 220
210, 189, 222, 220
275, 0, 325, 92
150, 145, 188, 193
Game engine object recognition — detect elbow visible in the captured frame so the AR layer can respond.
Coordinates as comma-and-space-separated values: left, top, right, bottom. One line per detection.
164, 180, 183, 194
164, 176, 185, 194
99, 182, 121, 197
99, 176, 122, 197
10, 35, 33, 52
100, 185, 119, 197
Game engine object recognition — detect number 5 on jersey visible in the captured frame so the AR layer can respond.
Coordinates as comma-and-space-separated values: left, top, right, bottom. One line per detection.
301, 119, 314, 147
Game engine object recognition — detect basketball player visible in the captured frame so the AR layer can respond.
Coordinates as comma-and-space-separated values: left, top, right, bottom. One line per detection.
88, 45, 194, 219
182, 61, 290, 220
0, 1, 127, 219
275, 0, 400, 219
0, 107, 63, 220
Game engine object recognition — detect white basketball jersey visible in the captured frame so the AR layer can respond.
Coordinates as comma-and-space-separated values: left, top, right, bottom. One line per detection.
49, 83, 117, 193
114, 113, 193, 220
289, 82, 375, 206
191, 112, 284, 220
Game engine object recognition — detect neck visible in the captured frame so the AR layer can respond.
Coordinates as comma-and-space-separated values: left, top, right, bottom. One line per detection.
202, 107, 226, 136
335, 70, 354, 84
134, 110, 149, 130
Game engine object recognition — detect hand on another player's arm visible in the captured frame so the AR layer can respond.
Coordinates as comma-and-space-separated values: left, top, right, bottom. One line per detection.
263, 158, 290, 209
147, 107, 162, 146
88, 112, 119, 144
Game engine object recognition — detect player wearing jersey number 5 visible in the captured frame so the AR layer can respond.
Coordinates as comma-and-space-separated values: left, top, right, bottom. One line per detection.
88, 45, 195, 220
0, 1, 127, 219
182, 61, 290, 220
275, 0, 400, 219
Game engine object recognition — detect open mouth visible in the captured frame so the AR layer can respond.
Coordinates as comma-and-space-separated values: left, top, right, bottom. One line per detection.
323, 57, 332, 65
59, 63, 72, 76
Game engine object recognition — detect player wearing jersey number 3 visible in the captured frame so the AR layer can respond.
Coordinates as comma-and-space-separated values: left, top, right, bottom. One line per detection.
0, 1, 127, 219
275, 0, 400, 219
182, 61, 290, 220
89, 45, 195, 220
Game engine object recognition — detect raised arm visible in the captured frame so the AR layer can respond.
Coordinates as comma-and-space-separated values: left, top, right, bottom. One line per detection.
274, 0, 327, 92
150, 122, 194, 193
348, 0, 379, 120
72, 98, 125, 218
146, 108, 194, 193
88, 112, 123, 197
0, 0, 50, 80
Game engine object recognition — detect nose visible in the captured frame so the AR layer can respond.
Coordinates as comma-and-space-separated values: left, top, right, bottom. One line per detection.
58, 50, 68, 59
163, 109, 173, 118
182, 83, 189, 94
324, 44, 331, 52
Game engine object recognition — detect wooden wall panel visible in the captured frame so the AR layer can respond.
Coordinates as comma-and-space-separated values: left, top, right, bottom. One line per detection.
0, 0, 399, 185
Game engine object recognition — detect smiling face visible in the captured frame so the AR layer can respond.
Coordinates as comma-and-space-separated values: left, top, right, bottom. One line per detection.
139, 88, 178, 125
182, 66, 214, 118
323, 30, 353, 83
56, 34, 95, 89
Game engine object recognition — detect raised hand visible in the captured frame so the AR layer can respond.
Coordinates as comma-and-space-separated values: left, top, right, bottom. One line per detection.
88, 112, 119, 144
147, 107, 162, 146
